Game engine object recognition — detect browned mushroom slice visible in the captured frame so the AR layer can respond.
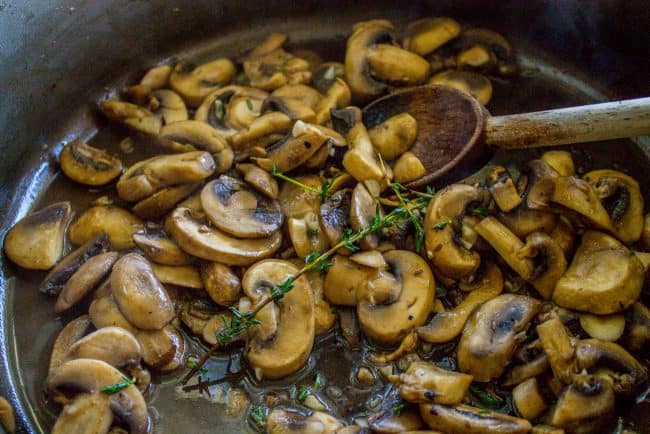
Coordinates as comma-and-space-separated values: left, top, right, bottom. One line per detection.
166, 207, 282, 266
579, 313, 625, 342
68, 206, 143, 250
486, 166, 521, 213
548, 374, 615, 433
625, 302, 650, 351
178, 297, 217, 335
51, 392, 113, 434
137, 325, 184, 370
243, 48, 311, 91
342, 114, 386, 182
151, 263, 202, 289
512, 378, 547, 421
132, 231, 193, 266
100, 100, 161, 135
49, 315, 93, 377
457, 294, 540, 382
319, 189, 351, 249
417, 262, 503, 344
428, 70, 493, 105
403, 17, 461, 56
64, 326, 141, 368
366, 44, 431, 86
367, 113, 418, 161
419, 404, 532, 434
46, 358, 149, 434
201, 262, 241, 306
55, 252, 119, 313
541, 150, 575, 177
89, 294, 138, 334
553, 231, 644, 314
132, 182, 200, 220
287, 210, 329, 258
195, 86, 268, 138
502, 354, 550, 387
424, 184, 484, 279
314, 78, 351, 125
584, 169, 645, 243
243, 260, 315, 380
169, 59, 236, 107
110, 254, 174, 330
518, 232, 567, 299
497, 206, 557, 239
358, 250, 435, 345
230, 112, 293, 156
323, 255, 372, 306
59, 141, 123, 186
350, 182, 381, 249
278, 173, 322, 219
4, 202, 72, 270
149, 89, 188, 124
266, 408, 344, 433
201, 176, 283, 238
139, 65, 172, 89
117, 151, 215, 202
391, 361, 473, 405
236, 163, 279, 199
40, 234, 110, 295
369, 406, 424, 432
345, 20, 395, 102
536, 317, 577, 385
262, 95, 316, 123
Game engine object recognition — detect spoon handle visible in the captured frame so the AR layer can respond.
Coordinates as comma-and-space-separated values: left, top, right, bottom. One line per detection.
484, 97, 650, 149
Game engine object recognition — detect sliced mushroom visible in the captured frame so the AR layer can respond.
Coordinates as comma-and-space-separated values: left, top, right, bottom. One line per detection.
498, 206, 557, 239
132, 231, 193, 265
195, 86, 268, 138
550, 216, 576, 259
278, 174, 322, 219
51, 392, 113, 434
312, 62, 345, 93
166, 207, 282, 265
201, 262, 241, 306
345, 20, 395, 102
4, 201, 72, 270
642, 213, 650, 249
64, 327, 141, 368
269, 83, 322, 109
139, 64, 172, 89
391, 361, 473, 405
419, 404, 532, 434
541, 150, 575, 177
288, 211, 329, 258
49, 315, 93, 377
110, 254, 174, 330
158, 120, 234, 172
41, 234, 110, 295
136, 325, 183, 369
350, 182, 381, 249
392, 152, 427, 184
579, 313, 626, 342
625, 302, 650, 351
358, 250, 435, 345
117, 151, 215, 202
60, 141, 123, 186
55, 252, 119, 313
319, 189, 352, 249
243, 48, 311, 91
266, 408, 344, 434
314, 78, 351, 125
458, 294, 540, 381
486, 166, 521, 213
230, 112, 293, 155
366, 44, 431, 85
512, 378, 547, 421
368, 407, 424, 433
342, 117, 386, 182
46, 358, 149, 434
69, 206, 143, 250
368, 113, 418, 161
424, 184, 484, 279
236, 163, 279, 199
553, 231, 644, 314
502, 354, 550, 387
547, 374, 615, 434
179, 297, 217, 335
89, 294, 138, 334
202, 311, 242, 346
518, 232, 567, 299
537, 317, 577, 385
100, 100, 161, 135
169, 59, 236, 107
151, 263, 202, 289
0, 396, 15, 434
201, 176, 283, 238
246, 32, 288, 60
403, 17, 461, 56
132, 182, 199, 220
323, 255, 371, 306
428, 70, 493, 105
243, 260, 315, 380
584, 169, 645, 243
417, 262, 503, 343
148, 88, 188, 124
575, 339, 648, 394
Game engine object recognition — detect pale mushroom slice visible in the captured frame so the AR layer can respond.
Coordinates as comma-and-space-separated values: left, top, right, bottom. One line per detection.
403, 17, 461, 56
350, 182, 381, 249
393, 152, 427, 184
136, 325, 184, 369
541, 150, 575, 177
169, 58, 236, 107
117, 151, 215, 202
584, 169, 645, 244
59, 141, 123, 186
553, 231, 644, 314
64, 327, 142, 368
243, 260, 315, 380
201, 262, 241, 306
419, 403, 532, 434
49, 315, 93, 377
41, 234, 110, 295
46, 358, 149, 434
55, 252, 119, 313
319, 189, 351, 249
132, 231, 193, 266
68, 206, 144, 250
132, 182, 200, 220
314, 78, 351, 125
357, 250, 435, 345
151, 263, 203, 289
266, 408, 344, 434
201, 176, 283, 238
390, 362, 473, 405
166, 207, 282, 266
323, 254, 372, 306
236, 163, 279, 199
100, 100, 161, 135
51, 392, 113, 434
342, 110, 386, 183
89, 294, 138, 335
366, 43, 431, 86
4, 201, 72, 270
195, 86, 268, 138
149, 89, 188, 124
243, 48, 311, 91
110, 253, 175, 330
424, 184, 484, 279
457, 294, 541, 382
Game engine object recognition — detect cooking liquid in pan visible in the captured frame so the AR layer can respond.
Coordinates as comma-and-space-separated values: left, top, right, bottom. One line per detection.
4, 38, 649, 433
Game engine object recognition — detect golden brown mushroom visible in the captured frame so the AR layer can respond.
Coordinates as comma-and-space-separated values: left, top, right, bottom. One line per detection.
68, 206, 143, 250
169, 58, 236, 107
59, 141, 123, 186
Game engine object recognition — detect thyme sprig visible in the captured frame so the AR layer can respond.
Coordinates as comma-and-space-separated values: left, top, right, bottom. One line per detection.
270, 164, 335, 202
181, 192, 431, 384
100, 376, 135, 395
388, 182, 426, 253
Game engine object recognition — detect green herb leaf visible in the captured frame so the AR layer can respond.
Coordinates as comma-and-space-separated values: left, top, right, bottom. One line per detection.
186, 358, 208, 375
100, 376, 135, 395
305, 252, 333, 272
435, 284, 448, 297
213, 99, 225, 119
313, 372, 324, 389
470, 385, 504, 408
469, 207, 488, 217
296, 385, 310, 402
392, 401, 407, 414
271, 164, 322, 195
249, 405, 268, 429
319, 177, 335, 202
342, 227, 360, 252
270, 277, 295, 302
246, 98, 254, 110
433, 220, 451, 230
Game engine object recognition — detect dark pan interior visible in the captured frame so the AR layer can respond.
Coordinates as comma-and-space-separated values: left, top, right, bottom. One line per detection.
0, 1, 649, 432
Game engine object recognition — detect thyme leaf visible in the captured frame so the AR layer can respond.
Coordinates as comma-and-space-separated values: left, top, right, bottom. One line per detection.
100, 376, 135, 395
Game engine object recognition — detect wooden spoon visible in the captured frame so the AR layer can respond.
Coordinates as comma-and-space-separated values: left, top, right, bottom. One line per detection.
362, 85, 650, 187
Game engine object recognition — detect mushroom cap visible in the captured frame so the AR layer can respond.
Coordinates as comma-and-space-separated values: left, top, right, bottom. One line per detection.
201, 176, 283, 238
110, 253, 175, 330
68, 205, 144, 250
357, 250, 435, 345
201, 262, 241, 306
457, 294, 540, 381
47, 358, 149, 434
254, 122, 330, 173
323, 254, 372, 306
403, 17, 461, 56
132, 231, 193, 266
169, 58, 236, 107
4, 201, 72, 270
59, 141, 123, 186
267, 408, 344, 433
424, 184, 483, 279
51, 392, 113, 434
553, 230, 644, 314
319, 189, 352, 248
64, 327, 142, 368
243, 260, 315, 380
89, 294, 138, 335
394, 361, 473, 405
419, 403, 532, 434
166, 207, 282, 266
49, 315, 93, 377
151, 263, 202, 289
150, 89, 188, 124
195, 85, 268, 134
132, 182, 200, 220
